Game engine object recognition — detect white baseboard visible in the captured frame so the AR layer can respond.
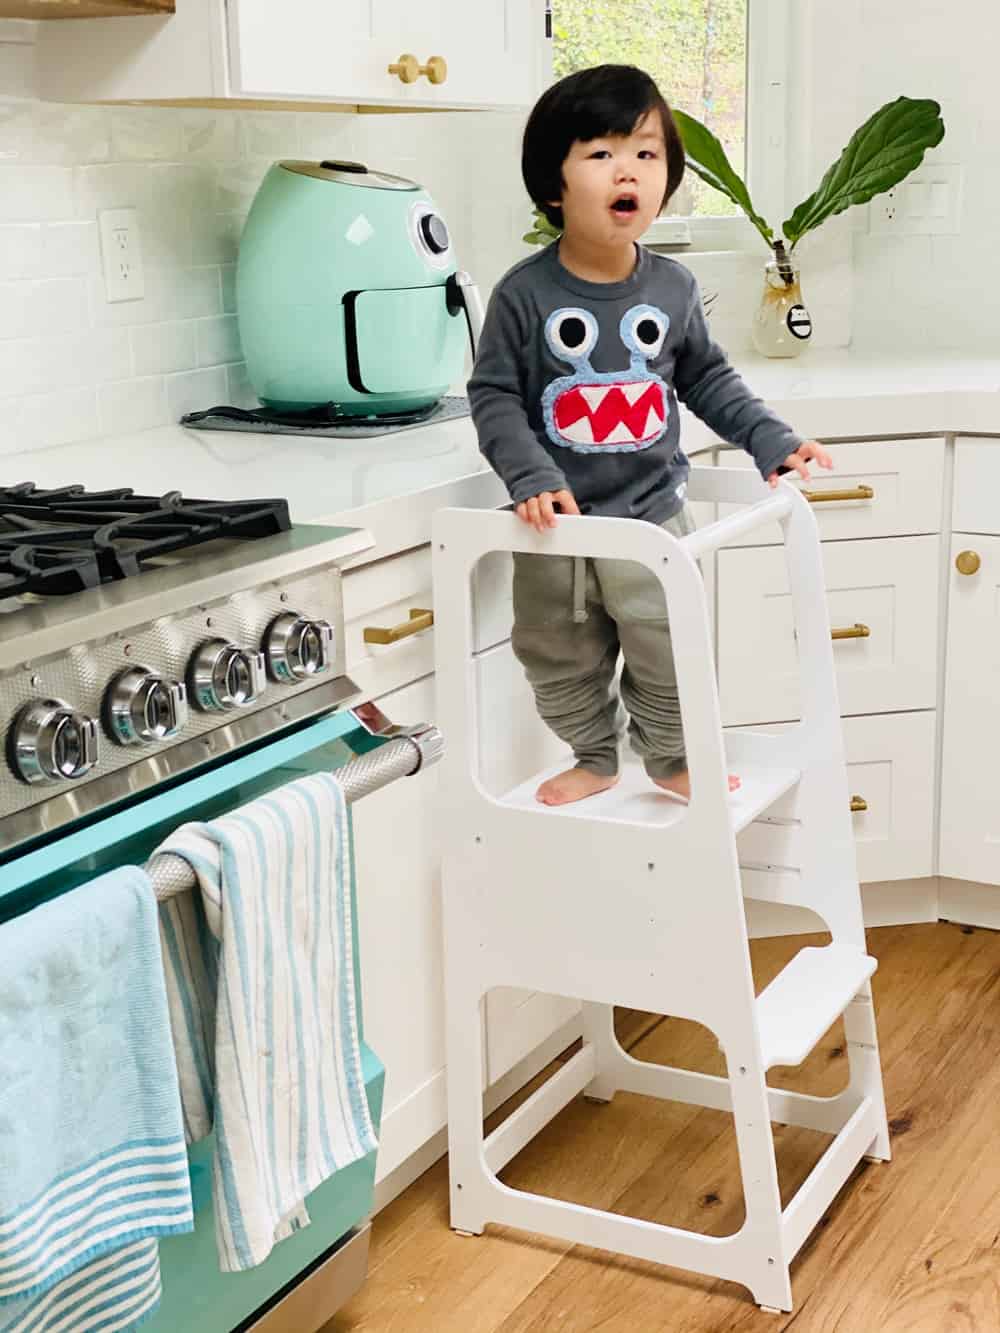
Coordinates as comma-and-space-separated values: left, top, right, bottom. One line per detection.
939, 877, 1000, 930
745, 877, 941, 938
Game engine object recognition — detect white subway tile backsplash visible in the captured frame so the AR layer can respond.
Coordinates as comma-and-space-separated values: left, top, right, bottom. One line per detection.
0, 327, 130, 397
108, 107, 184, 163
130, 321, 197, 376
196, 313, 241, 367
98, 375, 167, 435
220, 264, 237, 314
41, 221, 99, 276
0, 387, 100, 455
0, 223, 41, 278
0, 164, 73, 222
157, 266, 222, 322
0, 277, 88, 339
226, 360, 257, 410
166, 366, 227, 421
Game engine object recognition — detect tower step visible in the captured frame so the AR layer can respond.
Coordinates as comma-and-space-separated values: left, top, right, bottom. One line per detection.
756, 945, 877, 1069
502, 754, 800, 835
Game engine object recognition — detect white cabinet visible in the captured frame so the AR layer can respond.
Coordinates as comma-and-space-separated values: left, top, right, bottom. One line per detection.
717, 438, 946, 545
351, 672, 447, 1181
737, 711, 937, 885
940, 534, 1000, 885
35, 0, 542, 109
718, 535, 940, 725
229, 0, 539, 108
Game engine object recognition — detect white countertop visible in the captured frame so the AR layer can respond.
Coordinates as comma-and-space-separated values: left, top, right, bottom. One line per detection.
4, 349, 998, 534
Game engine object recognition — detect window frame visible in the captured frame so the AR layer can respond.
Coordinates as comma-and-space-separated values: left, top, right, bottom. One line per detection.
539, 0, 792, 254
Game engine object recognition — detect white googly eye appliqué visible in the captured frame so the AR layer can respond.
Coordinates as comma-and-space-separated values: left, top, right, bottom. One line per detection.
620, 304, 669, 360
545, 307, 599, 362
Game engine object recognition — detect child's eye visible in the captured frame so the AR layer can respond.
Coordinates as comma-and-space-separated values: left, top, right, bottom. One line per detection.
588, 149, 611, 159
638, 150, 659, 159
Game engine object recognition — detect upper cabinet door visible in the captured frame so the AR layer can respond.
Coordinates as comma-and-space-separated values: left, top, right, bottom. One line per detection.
228, 0, 541, 108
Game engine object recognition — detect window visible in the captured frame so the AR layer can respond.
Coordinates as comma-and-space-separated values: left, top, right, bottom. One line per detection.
544, 0, 789, 249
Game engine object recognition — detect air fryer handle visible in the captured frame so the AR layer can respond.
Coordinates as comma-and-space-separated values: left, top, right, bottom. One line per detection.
446, 270, 485, 359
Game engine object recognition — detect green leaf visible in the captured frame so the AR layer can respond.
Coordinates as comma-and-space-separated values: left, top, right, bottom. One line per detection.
783, 96, 945, 248
672, 108, 774, 247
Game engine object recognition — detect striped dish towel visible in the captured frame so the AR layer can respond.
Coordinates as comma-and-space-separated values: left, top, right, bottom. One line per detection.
153, 771, 378, 1273
0, 868, 193, 1333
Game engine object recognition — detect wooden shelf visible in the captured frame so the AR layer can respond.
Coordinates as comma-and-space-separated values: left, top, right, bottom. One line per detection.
0, 0, 173, 17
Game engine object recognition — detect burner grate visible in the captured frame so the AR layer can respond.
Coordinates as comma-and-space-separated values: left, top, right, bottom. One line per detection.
0, 485, 291, 597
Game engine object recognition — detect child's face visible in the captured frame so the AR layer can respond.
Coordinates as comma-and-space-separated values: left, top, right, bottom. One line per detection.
554, 112, 668, 253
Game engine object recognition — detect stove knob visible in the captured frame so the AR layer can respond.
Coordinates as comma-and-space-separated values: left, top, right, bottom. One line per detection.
188, 639, 266, 712
105, 666, 189, 745
263, 612, 335, 683
10, 698, 99, 785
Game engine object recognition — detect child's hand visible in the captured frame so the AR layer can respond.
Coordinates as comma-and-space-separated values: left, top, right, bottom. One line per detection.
767, 440, 833, 488
515, 489, 580, 532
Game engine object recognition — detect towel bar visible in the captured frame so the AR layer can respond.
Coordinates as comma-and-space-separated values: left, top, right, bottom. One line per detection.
147, 724, 443, 902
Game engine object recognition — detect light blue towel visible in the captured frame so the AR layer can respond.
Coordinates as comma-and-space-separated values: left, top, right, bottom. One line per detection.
0, 867, 194, 1333
153, 771, 378, 1273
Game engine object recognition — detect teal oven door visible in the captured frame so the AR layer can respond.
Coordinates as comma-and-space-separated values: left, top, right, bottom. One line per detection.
0, 710, 388, 1333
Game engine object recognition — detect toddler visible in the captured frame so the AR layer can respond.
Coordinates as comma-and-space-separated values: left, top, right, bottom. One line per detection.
469, 64, 831, 806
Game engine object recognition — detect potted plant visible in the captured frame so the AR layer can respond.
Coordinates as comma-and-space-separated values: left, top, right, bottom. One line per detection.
675, 95, 945, 356
524, 96, 945, 358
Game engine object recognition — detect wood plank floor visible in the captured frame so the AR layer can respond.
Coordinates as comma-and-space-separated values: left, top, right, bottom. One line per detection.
332, 923, 1000, 1332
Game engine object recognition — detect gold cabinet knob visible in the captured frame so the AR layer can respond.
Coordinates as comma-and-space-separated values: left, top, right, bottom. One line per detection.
388, 54, 448, 85
422, 55, 448, 84
956, 550, 981, 576
850, 795, 868, 813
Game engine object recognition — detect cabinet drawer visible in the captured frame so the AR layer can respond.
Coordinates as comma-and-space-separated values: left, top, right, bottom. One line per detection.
736, 711, 937, 884
343, 540, 521, 698
343, 546, 436, 699
953, 438, 1000, 535
717, 438, 945, 544
718, 535, 940, 725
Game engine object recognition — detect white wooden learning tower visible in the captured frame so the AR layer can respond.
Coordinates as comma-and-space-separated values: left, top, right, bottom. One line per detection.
432, 466, 890, 1314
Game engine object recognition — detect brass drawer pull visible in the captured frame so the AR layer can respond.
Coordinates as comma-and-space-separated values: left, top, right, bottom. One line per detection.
956, 550, 981, 576
388, 54, 448, 84
850, 795, 868, 813
364, 608, 434, 645
831, 623, 871, 641
802, 485, 875, 504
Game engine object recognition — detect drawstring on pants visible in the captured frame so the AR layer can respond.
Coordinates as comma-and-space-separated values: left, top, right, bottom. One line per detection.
572, 557, 588, 624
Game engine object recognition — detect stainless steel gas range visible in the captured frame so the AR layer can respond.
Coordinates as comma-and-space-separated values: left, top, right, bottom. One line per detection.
0, 481, 442, 1333
0, 483, 381, 853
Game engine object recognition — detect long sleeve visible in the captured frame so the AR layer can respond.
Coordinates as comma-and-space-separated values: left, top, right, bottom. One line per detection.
468, 284, 569, 504
673, 281, 803, 481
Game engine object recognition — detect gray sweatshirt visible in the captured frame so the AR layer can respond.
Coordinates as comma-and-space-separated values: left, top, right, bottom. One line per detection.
468, 242, 803, 523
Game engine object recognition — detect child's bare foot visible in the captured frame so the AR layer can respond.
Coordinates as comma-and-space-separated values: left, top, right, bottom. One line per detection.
536, 767, 619, 806
653, 770, 741, 804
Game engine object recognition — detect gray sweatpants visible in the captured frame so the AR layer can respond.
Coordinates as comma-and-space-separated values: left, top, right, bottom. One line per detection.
511, 507, 695, 780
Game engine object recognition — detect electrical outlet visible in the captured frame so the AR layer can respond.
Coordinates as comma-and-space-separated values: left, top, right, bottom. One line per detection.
868, 166, 963, 237
98, 207, 145, 303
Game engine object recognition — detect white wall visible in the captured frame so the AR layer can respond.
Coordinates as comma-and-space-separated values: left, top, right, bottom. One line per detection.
806, 0, 1000, 353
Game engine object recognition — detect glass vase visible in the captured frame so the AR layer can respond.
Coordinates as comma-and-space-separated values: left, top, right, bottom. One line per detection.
752, 257, 813, 358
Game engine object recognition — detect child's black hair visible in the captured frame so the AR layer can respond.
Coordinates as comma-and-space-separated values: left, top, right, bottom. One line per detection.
522, 64, 685, 230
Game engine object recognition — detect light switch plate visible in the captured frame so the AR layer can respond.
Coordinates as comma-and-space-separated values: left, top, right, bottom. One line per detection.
98, 207, 145, 303
868, 164, 963, 236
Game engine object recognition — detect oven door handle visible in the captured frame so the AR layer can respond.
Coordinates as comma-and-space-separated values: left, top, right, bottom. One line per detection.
147, 724, 443, 902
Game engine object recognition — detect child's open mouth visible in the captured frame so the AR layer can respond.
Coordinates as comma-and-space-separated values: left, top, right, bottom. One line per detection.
611, 196, 639, 214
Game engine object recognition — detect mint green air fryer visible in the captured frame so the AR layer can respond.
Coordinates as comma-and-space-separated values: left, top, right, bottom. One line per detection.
236, 159, 482, 415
